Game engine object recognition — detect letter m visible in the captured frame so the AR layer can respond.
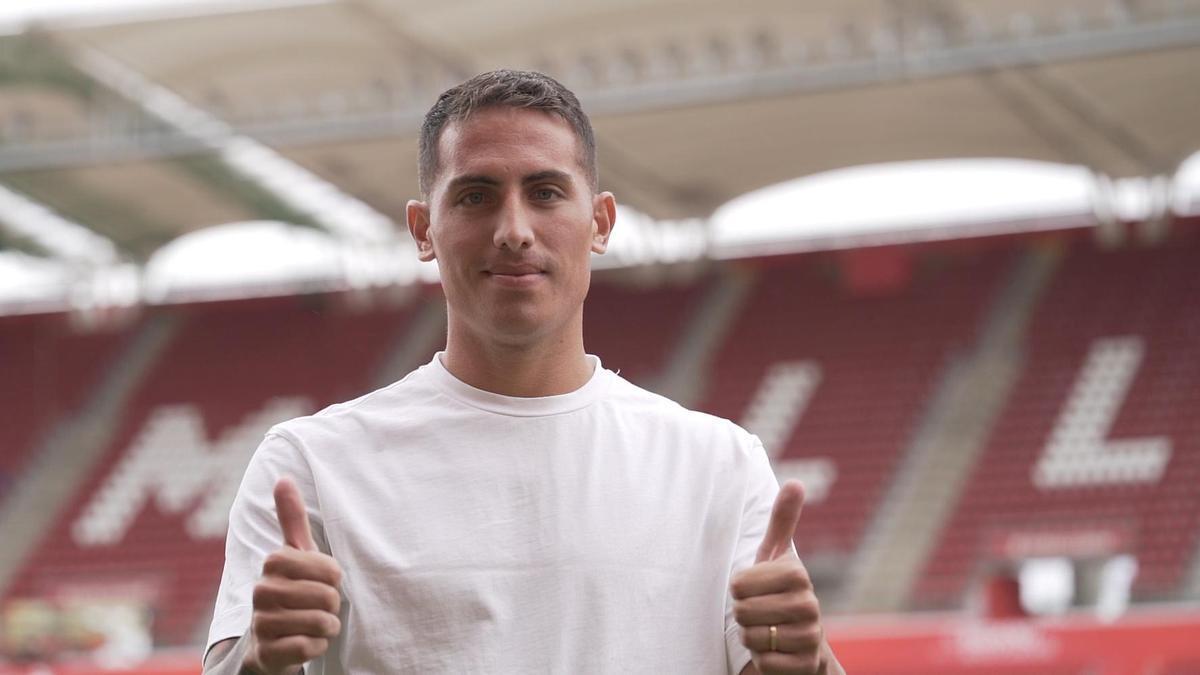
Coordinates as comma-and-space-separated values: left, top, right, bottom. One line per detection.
72, 397, 310, 546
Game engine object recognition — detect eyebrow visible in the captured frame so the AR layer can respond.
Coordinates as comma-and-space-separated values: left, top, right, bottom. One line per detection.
445, 174, 500, 191
444, 170, 575, 192
522, 170, 574, 186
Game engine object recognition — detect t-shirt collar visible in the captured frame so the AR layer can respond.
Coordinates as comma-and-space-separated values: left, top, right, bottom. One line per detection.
425, 351, 611, 417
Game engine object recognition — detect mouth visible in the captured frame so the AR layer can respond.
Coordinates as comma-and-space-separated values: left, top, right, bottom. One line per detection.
484, 267, 546, 287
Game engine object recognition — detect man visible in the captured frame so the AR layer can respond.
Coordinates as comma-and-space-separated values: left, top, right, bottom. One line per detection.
204, 69, 844, 675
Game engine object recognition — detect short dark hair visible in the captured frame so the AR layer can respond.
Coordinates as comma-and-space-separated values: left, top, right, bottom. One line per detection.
418, 69, 597, 196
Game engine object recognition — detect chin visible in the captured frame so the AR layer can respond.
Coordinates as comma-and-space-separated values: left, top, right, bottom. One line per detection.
490, 317, 548, 344
485, 309, 561, 345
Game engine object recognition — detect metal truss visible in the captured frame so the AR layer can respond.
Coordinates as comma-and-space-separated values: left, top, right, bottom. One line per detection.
0, 10, 1197, 172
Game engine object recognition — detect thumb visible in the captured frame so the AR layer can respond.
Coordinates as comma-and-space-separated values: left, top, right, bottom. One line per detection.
274, 476, 317, 552
756, 480, 805, 563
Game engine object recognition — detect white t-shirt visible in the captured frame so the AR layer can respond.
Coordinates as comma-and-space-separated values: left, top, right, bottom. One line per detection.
208, 353, 780, 674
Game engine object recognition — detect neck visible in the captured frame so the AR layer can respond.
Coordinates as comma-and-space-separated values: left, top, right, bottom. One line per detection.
442, 317, 593, 398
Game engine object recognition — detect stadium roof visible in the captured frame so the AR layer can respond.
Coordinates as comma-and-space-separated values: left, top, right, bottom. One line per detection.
0, 0, 1197, 312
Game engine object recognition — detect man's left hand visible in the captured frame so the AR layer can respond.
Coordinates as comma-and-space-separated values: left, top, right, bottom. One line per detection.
731, 480, 837, 675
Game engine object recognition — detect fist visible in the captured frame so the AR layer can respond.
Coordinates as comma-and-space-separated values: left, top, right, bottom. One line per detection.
731, 481, 829, 675
245, 478, 344, 675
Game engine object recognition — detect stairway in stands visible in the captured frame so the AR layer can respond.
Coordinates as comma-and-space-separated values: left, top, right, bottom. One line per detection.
841, 245, 1059, 612
696, 246, 1014, 593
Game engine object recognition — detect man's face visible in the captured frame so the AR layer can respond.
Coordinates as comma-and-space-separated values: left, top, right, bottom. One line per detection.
407, 107, 615, 346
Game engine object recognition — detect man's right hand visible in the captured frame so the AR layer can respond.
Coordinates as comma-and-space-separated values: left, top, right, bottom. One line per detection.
244, 477, 343, 675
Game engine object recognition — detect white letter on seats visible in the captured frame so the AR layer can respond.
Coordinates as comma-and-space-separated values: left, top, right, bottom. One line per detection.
1032, 337, 1170, 489
72, 397, 309, 546
741, 361, 836, 504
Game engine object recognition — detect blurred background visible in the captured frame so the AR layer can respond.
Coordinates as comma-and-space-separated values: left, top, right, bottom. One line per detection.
0, 0, 1198, 673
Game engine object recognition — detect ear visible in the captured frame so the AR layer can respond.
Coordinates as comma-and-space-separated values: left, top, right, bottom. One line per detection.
590, 191, 617, 255
406, 199, 436, 262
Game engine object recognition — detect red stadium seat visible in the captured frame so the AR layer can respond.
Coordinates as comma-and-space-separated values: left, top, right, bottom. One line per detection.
915, 233, 1200, 608
3, 296, 424, 646
583, 274, 711, 386
698, 249, 1013, 569
0, 314, 131, 497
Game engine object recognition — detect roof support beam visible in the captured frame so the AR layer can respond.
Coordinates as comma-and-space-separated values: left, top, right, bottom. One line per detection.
68, 41, 398, 242
0, 13, 1196, 172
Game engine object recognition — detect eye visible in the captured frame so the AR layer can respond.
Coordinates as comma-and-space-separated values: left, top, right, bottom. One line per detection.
458, 191, 487, 206
532, 188, 560, 201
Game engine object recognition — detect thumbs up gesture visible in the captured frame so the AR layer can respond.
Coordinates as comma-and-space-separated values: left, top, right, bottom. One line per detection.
243, 478, 344, 675
731, 481, 837, 675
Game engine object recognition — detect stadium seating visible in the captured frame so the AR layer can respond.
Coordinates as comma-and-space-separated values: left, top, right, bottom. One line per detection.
1, 277, 708, 648
0, 313, 131, 498
583, 274, 710, 386
915, 232, 1200, 608
697, 248, 1013, 563
4, 231, 1197, 652
3, 296, 424, 646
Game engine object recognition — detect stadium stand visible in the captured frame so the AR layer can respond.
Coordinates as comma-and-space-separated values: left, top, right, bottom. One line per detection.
2, 295, 424, 646
583, 273, 711, 387
696, 246, 1014, 580
0, 274, 716, 648
1, 230, 1197, 665
0, 313, 132, 498
2, 1, 1198, 670
915, 229, 1200, 608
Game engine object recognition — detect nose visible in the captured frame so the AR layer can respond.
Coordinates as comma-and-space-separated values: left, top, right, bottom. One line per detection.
493, 198, 535, 251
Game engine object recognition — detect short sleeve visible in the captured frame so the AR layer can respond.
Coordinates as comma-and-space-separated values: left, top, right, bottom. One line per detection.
724, 436, 781, 675
205, 430, 327, 657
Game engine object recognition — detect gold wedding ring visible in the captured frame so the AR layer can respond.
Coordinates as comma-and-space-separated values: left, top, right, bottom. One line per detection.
768, 625, 778, 651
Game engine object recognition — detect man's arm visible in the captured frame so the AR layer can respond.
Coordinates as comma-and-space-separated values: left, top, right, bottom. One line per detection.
208, 429, 342, 675
205, 477, 340, 675
204, 633, 313, 675
731, 481, 846, 675
203, 636, 250, 675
